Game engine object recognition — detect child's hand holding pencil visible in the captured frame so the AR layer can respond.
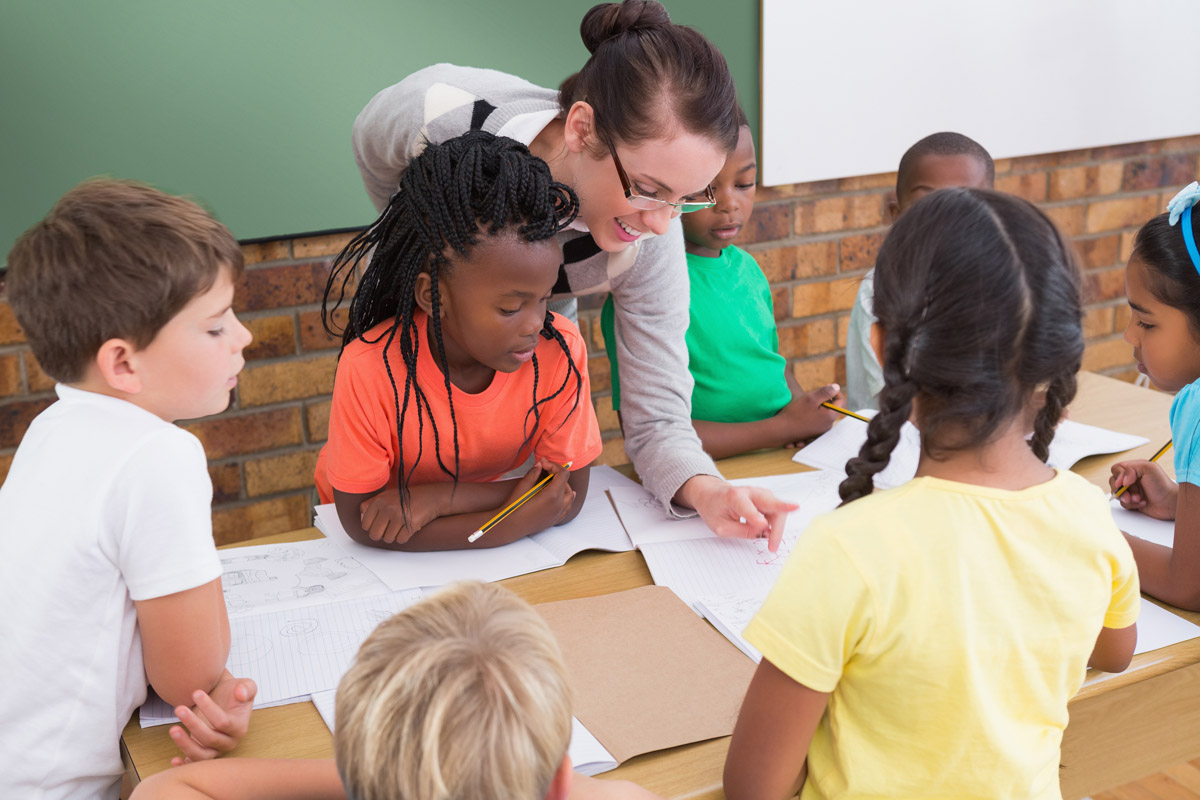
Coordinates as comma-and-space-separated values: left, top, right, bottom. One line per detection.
1110, 440, 1176, 520
469, 459, 575, 543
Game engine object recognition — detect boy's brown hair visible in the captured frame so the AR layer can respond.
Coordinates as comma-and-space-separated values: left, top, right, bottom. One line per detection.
335, 581, 572, 800
5, 178, 243, 383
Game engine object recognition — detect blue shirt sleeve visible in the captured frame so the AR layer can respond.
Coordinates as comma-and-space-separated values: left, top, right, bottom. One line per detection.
1170, 379, 1200, 486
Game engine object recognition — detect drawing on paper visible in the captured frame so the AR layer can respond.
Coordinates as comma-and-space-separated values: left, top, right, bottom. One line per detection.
219, 539, 388, 617
227, 632, 273, 669
752, 537, 793, 566
280, 618, 319, 637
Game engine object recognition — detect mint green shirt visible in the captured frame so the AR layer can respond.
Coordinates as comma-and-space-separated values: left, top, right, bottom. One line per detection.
601, 245, 791, 422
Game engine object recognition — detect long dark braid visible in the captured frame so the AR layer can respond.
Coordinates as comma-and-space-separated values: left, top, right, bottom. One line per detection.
839, 187, 1083, 505
322, 131, 581, 516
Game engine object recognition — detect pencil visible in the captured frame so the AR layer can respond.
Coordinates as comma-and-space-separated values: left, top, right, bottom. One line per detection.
820, 402, 872, 424
1113, 439, 1173, 499
467, 461, 573, 543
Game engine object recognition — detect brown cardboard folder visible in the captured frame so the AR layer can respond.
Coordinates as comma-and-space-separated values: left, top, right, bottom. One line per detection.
535, 585, 755, 764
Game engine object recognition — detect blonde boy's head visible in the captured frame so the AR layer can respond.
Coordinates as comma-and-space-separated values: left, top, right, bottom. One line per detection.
5, 178, 243, 383
335, 581, 572, 800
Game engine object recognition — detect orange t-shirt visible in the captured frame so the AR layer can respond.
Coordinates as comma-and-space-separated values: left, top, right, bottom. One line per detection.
315, 311, 601, 503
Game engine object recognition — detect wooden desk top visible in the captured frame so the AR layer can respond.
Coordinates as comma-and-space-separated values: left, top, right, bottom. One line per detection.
123, 372, 1198, 798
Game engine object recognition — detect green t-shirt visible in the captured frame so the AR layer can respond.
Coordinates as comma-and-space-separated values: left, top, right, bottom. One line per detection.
601, 244, 791, 423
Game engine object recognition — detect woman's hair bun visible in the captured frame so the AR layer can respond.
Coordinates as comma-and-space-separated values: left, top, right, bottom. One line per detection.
579, 0, 671, 54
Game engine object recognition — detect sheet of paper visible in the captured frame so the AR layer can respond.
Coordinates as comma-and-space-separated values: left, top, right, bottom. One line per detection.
637, 471, 843, 605
569, 717, 618, 777
1111, 500, 1174, 548
695, 591, 766, 663
311, 689, 337, 732
139, 693, 305, 728
1136, 598, 1200, 655
527, 465, 636, 563
536, 585, 754, 764
219, 538, 389, 618
794, 415, 1149, 489
315, 504, 557, 591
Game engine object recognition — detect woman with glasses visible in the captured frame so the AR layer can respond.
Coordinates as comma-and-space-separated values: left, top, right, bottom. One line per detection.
351, 0, 797, 543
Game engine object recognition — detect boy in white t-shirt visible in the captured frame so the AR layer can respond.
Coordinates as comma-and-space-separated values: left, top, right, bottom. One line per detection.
0, 179, 258, 799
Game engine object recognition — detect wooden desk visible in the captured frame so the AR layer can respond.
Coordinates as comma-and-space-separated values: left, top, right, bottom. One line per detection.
123, 372, 1200, 799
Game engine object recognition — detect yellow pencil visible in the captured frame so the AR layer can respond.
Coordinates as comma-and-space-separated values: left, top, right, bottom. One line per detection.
820, 402, 872, 424
1113, 440, 1173, 499
467, 462, 573, 543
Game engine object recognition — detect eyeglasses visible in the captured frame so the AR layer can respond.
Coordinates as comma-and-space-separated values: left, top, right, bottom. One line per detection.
606, 140, 716, 215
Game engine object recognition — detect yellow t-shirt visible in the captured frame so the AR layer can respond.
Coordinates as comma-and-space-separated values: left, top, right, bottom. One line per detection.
744, 470, 1139, 800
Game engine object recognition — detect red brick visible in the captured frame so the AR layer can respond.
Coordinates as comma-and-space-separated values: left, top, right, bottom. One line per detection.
1113, 303, 1132, 332
1122, 154, 1198, 192
0, 397, 54, 449
1043, 204, 1086, 237
0, 452, 12, 487
1081, 337, 1133, 372
1119, 231, 1138, 262
1085, 195, 1160, 234
235, 262, 334, 313
209, 463, 243, 504
756, 178, 840, 203
836, 314, 852, 348
595, 436, 628, 467
791, 355, 840, 389
792, 277, 860, 318
594, 395, 620, 434
739, 202, 792, 244
244, 450, 320, 497
298, 308, 346, 352
753, 241, 839, 283
838, 173, 895, 192
1048, 166, 1094, 202
1158, 134, 1200, 153
0, 303, 25, 345
777, 319, 836, 359
183, 408, 304, 460
839, 233, 885, 274
796, 194, 885, 235
241, 240, 290, 265
0, 354, 22, 397
243, 315, 296, 360
771, 287, 790, 322
23, 352, 55, 392
1081, 267, 1127, 304
211, 494, 312, 546
1081, 306, 1115, 339
1008, 148, 1090, 172
238, 354, 337, 408
1096, 162, 1125, 196
588, 355, 611, 392
995, 172, 1047, 203
1074, 236, 1120, 271
293, 232, 358, 260
1089, 141, 1159, 161
305, 399, 332, 443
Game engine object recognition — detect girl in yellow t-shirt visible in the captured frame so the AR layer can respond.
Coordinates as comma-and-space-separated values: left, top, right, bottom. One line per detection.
724, 188, 1140, 800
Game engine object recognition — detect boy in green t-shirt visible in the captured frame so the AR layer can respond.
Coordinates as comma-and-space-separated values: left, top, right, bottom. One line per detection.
601, 111, 842, 459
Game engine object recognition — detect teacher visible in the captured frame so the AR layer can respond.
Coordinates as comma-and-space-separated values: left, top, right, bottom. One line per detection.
351, 0, 795, 542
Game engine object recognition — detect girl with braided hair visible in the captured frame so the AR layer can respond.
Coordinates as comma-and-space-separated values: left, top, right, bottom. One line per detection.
353, 0, 799, 550
725, 189, 1139, 800
314, 131, 602, 551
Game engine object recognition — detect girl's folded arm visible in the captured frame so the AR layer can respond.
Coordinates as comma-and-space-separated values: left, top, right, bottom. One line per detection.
724, 658, 829, 800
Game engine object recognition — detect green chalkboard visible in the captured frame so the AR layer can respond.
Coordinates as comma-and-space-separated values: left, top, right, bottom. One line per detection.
0, 0, 758, 261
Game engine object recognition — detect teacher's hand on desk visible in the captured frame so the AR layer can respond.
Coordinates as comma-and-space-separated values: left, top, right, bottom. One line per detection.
677, 474, 798, 553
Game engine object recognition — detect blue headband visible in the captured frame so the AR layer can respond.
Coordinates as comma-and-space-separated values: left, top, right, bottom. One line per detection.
1167, 181, 1200, 275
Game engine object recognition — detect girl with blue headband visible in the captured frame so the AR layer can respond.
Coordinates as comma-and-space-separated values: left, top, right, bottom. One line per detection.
1111, 181, 1200, 610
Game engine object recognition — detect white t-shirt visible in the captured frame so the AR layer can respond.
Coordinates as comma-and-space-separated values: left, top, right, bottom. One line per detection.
845, 269, 884, 411
0, 385, 221, 799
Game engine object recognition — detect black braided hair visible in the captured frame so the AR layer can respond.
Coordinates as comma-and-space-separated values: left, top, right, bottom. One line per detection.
321, 131, 582, 518
839, 187, 1083, 505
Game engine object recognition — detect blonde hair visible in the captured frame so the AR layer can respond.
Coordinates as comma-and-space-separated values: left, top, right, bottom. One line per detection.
335, 582, 572, 800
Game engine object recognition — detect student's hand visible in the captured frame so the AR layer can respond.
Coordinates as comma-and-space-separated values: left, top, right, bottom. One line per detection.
359, 484, 445, 545
1110, 459, 1178, 520
168, 671, 257, 765
679, 475, 798, 553
503, 459, 576, 535
775, 383, 843, 448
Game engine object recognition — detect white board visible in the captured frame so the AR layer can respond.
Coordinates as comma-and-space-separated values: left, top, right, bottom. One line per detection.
761, 1, 1200, 186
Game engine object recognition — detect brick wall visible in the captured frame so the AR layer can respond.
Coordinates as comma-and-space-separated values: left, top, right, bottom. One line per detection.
1, 134, 1197, 543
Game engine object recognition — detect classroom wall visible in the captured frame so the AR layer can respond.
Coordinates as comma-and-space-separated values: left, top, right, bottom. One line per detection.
1, 134, 1197, 544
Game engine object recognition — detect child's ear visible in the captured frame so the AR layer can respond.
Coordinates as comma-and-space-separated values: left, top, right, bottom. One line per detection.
543, 754, 573, 800
869, 322, 886, 367
414, 272, 440, 318
886, 190, 901, 222
95, 338, 142, 394
562, 101, 596, 155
